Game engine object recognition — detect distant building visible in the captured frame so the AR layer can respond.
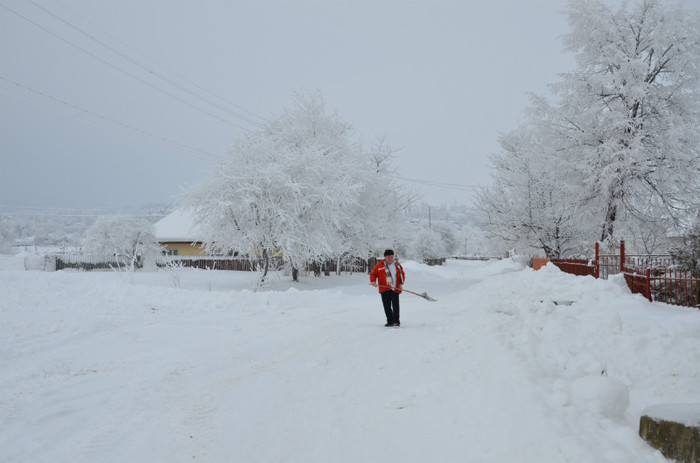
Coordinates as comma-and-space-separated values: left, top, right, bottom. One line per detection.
153, 209, 206, 256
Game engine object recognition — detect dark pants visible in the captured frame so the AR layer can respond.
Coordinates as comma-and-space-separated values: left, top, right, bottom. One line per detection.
381, 290, 400, 324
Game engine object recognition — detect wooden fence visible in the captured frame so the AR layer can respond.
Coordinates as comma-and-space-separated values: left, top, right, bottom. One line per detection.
157, 256, 285, 272
159, 255, 374, 274
51, 253, 138, 271
49, 253, 376, 275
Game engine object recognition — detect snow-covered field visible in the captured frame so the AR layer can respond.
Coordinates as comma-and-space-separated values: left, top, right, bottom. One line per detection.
1, 253, 698, 462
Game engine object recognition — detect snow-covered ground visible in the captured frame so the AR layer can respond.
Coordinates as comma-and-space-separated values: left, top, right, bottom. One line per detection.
1, 253, 698, 462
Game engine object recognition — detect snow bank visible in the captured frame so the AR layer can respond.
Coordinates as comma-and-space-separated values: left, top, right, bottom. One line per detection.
1, 257, 697, 462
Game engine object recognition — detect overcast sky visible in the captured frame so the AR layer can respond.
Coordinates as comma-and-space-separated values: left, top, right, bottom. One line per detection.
2, 0, 697, 210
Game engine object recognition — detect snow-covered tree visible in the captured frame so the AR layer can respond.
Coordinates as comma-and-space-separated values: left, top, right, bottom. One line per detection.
670, 218, 700, 271
0, 218, 17, 254
478, 129, 592, 258
480, 0, 700, 255
617, 213, 670, 254
83, 216, 160, 270
431, 221, 459, 256
353, 138, 414, 258
454, 224, 498, 257
405, 221, 459, 263
542, 0, 700, 243
411, 227, 447, 263
183, 92, 405, 283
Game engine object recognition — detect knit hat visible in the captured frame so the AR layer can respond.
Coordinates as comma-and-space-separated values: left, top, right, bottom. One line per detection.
384, 249, 394, 257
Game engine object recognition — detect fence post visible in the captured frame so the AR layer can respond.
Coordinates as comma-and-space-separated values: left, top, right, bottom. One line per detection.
645, 268, 652, 302
594, 242, 600, 279
620, 240, 626, 273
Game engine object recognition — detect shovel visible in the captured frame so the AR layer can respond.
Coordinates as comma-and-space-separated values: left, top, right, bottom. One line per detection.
370, 283, 437, 302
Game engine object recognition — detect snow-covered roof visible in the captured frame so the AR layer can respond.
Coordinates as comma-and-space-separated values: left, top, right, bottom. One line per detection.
153, 209, 202, 242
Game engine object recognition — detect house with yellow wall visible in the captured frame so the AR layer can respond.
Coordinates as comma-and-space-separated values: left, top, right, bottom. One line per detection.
154, 209, 284, 259
153, 209, 207, 256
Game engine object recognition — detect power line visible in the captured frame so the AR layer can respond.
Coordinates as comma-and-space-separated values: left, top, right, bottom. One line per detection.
0, 203, 165, 211
0, 203, 169, 218
51, 0, 266, 126
393, 175, 485, 191
0, 74, 222, 161
28, 0, 267, 129
1, 212, 165, 218
0, 204, 103, 211
0, 1, 257, 132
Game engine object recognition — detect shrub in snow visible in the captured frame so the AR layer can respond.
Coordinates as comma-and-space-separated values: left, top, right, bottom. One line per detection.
83, 216, 161, 271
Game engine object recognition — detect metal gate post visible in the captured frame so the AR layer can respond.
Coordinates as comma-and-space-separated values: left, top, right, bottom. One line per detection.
620, 240, 625, 273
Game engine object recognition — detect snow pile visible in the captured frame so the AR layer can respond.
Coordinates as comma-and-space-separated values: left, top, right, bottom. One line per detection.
1, 255, 698, 462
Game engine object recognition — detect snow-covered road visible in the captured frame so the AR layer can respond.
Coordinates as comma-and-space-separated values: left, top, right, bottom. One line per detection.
2, 256, 696, 462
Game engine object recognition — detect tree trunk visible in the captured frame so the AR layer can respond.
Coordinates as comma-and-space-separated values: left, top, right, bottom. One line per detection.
260, 248, 270, 283
601, 180, 624, 244
292, 265, 299, 282
601, 201, 616, 243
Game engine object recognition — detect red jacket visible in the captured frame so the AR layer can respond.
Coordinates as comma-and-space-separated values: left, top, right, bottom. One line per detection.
370, 260, 405, 293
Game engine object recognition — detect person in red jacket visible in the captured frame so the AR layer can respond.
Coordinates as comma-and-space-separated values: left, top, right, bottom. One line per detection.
370, 249, 406, 327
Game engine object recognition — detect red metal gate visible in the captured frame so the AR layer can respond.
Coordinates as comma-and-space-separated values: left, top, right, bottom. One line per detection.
550, 241, 700, 309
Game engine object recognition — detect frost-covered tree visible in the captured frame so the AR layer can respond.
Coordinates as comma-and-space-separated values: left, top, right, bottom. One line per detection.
431, 221, 459, 257
455, 224, 500, 257
540, 0, 700, 243
670, 218, 700, 271
617, 213, 670, 254
406, 221, 458, 263
0, 218, 17, 254
183, 92, 404, 283
411, 227, 447, 263
480, 0, 700, 254
478, 129, 592, 258
83, 216, 160, 270
336, 137, 409, 260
